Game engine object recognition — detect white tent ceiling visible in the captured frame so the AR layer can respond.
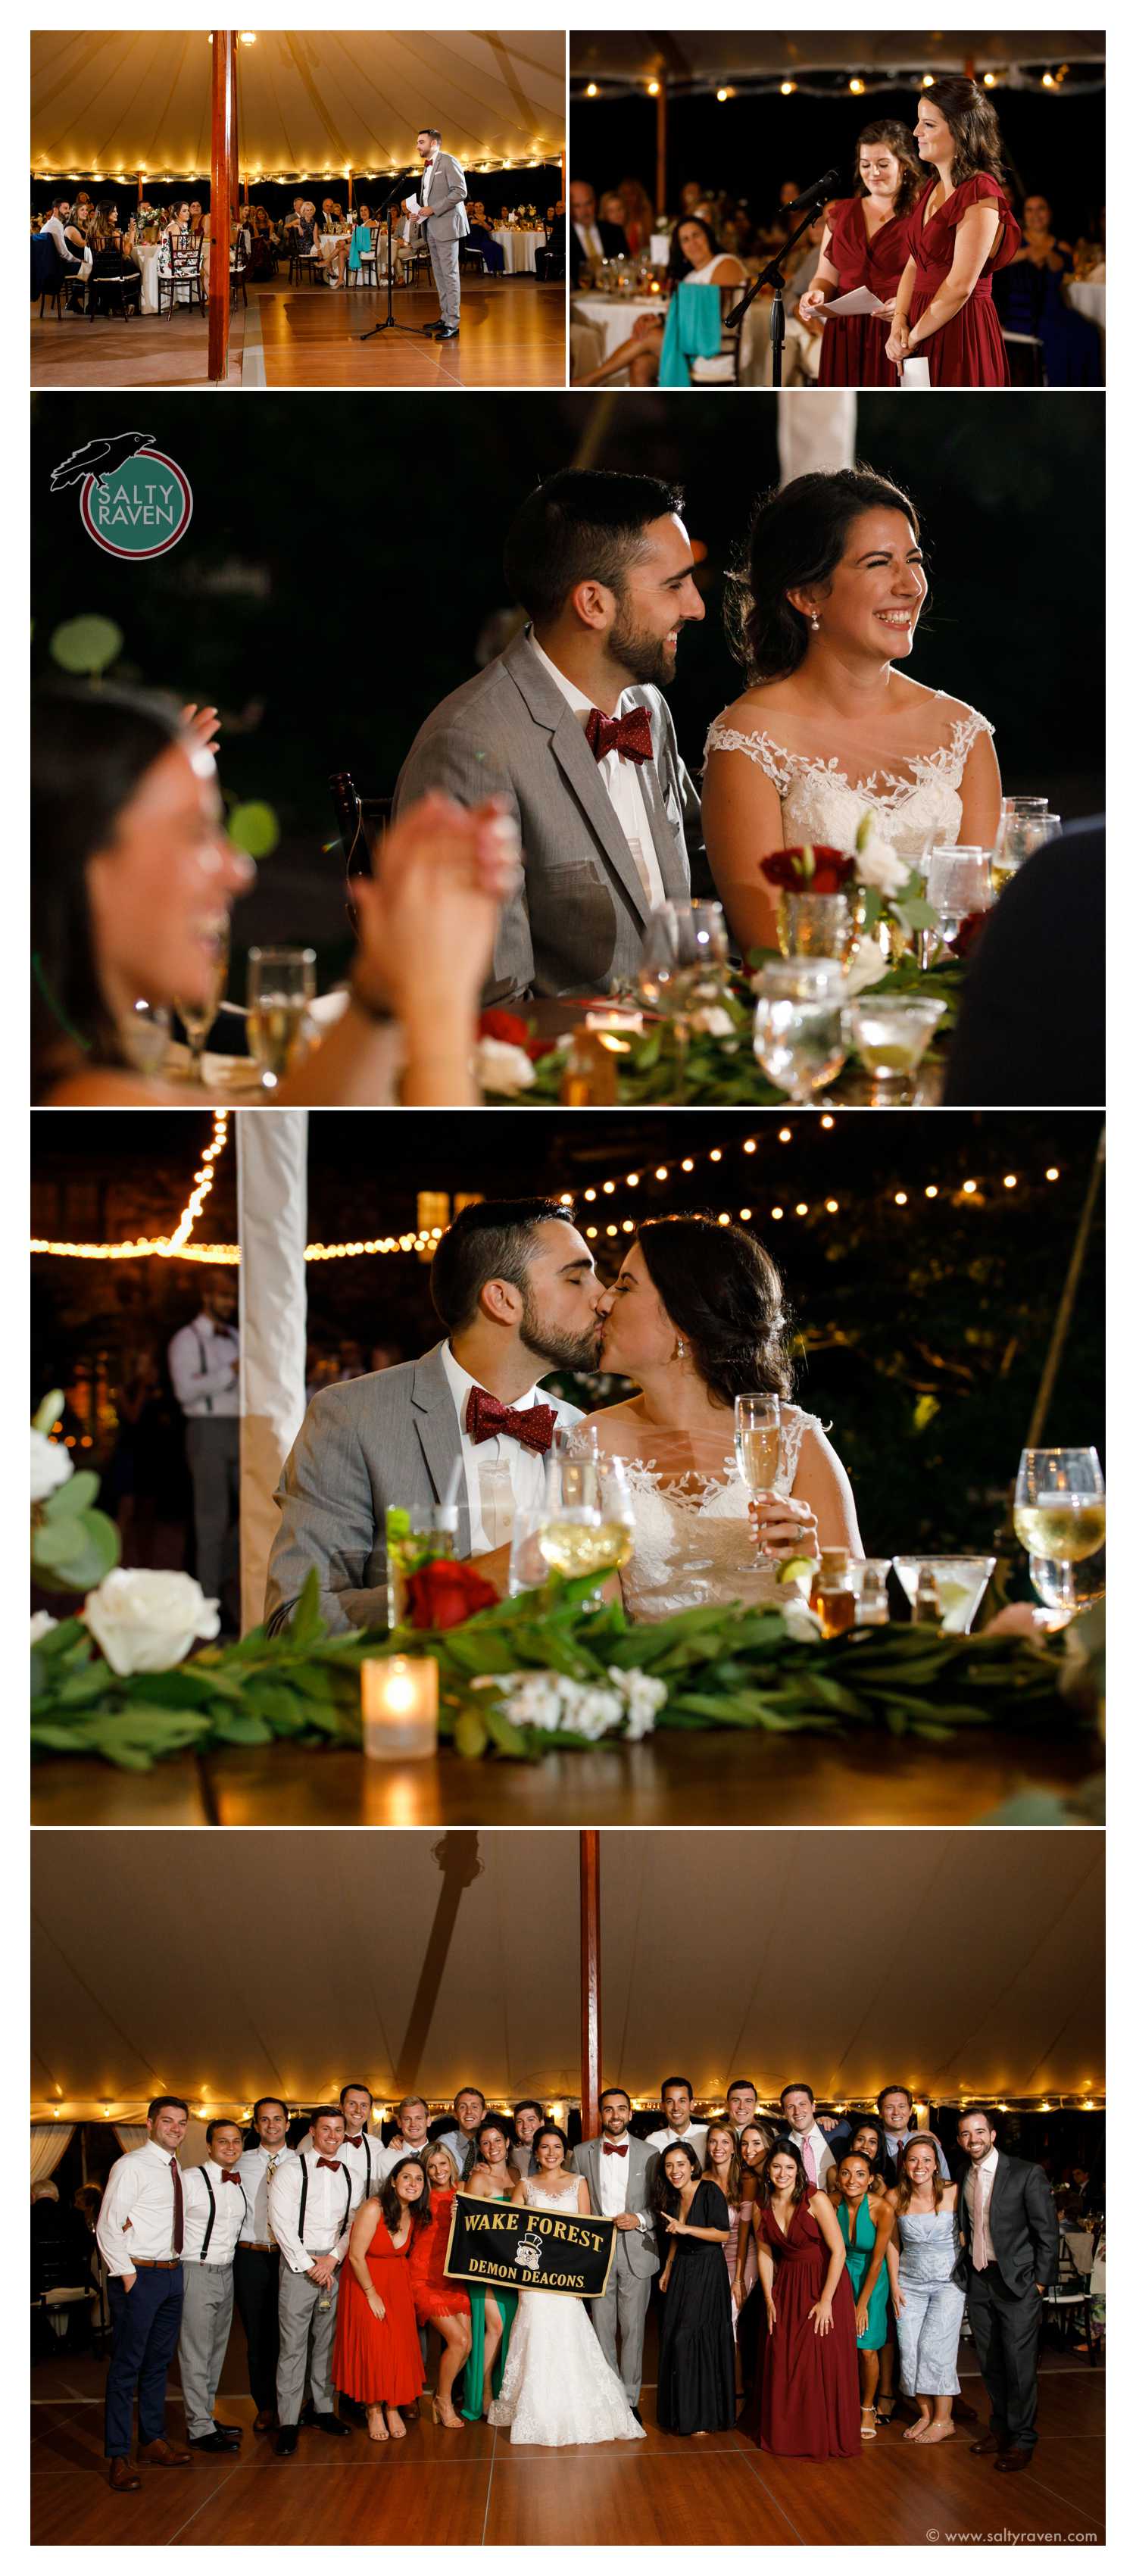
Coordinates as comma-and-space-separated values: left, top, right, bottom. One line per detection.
31, 30, 566, 180
31, 1830, 1103, 2118
570, 32, 1104, 82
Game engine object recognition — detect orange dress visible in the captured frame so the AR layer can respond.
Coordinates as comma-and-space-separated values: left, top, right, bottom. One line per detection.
407, 2187, 471, 2325
332, 2214, 423, 2406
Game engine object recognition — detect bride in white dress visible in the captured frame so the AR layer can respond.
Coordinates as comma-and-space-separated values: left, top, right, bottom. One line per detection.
582, 1215, 861, 1620
488, 2127, 644, 2446
701, 465, 1003, 957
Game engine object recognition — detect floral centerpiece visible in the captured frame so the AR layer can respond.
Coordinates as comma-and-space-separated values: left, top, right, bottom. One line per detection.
761, 817, 938, 981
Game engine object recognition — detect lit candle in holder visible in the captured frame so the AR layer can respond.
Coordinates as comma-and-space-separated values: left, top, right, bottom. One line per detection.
361, 1656, 438, 1759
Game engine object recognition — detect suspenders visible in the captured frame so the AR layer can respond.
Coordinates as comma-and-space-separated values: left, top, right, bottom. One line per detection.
297, 2154, 352, 2247
199, 2165, 248, 2260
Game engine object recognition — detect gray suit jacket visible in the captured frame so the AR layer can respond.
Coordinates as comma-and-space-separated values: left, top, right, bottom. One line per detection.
264, 1339, 582, 1634
574, 2137, 660, 2278
394, 627, 702, 1001
421, 151, 469, 241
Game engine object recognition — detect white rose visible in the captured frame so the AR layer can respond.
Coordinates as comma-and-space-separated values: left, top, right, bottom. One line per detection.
843, 936, 889, 995
690, 1005, 735, 1038
83, 1569, 220, 1676
855, 828, 909, 900
31, 1429, 73, 1503
30, 1611, 59, 1647
475, 1037, 536, 1097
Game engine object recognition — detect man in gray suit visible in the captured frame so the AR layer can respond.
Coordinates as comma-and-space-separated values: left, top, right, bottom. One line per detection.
412, 126, 468, 339
394, 467, 706, 1002
575, 2089, 659, 2418
265, 1196, 599, 1634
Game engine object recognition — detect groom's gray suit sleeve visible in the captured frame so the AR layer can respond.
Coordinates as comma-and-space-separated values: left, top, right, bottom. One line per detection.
394, 720, 536, 999
264, 1385, 385, 1637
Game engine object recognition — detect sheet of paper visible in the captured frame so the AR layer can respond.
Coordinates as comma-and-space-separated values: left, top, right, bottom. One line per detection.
404, 192, 420, 214
901, 355, 932, 389
817, 286, 886, 317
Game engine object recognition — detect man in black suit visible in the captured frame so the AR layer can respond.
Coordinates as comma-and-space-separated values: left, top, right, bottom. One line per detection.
570, 180, 627, 286
942, 820, 1104, 1106
955, 2108, 1060, 2471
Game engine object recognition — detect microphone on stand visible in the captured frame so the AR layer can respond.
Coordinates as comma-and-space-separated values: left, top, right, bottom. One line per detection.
781, 169, 841, 211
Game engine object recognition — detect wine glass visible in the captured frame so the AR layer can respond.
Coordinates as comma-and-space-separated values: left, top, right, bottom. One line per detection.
923, 848, 991, 957
752, 960, 847, 1102
844, 994, 946, 1102
246, 947, 316, 1086
637, 901, 729, 1101
537, 1447, 635, 1597
734, 1393, 781, 1560
1013, 1447, 1106, 1616
173, 922, 229, 1082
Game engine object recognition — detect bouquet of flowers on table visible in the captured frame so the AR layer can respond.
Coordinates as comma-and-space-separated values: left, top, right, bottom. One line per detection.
759, 815, 939, 985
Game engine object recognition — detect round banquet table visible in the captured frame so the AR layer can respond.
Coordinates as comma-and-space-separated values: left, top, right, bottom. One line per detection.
571, 292, 662, 359
133, 242, 163, 312
498, 227, 543, 273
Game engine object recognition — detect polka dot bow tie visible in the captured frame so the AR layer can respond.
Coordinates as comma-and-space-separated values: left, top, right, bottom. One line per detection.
585, 705, 654, 766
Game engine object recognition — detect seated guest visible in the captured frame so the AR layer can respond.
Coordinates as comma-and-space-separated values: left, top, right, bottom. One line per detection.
374, 2094, 432, 2181
235, 2097, 296, 2434
177, 2119, 247, 2453
392, 466, 704, 1002
510, 2099, 546, 2177
467, 202, 506, 273
407, 2147, 472, 2427
36, 195, 89, 278
164, 200, 192, 247
943, 820, 1104, 1105
645, 2076, 709, 2162
84, 208, 142, 313
776, 2083, 838, 2185
270, 2106, 354, 2456
187, 202, 206, 242
599, 189, 631, 232
654, 2141, 735, 2434
753, 2138, 860, 2458
333, 2158, 429, 2442
997, 193, 1103, 382
570, 179, 626, 283
538, 201, 566, 279
618, 176, 654, 255
831, 2152, 895, 2438
31, 688, 515, 1107
886, 2135, 966, 2444
573, 216, 745, 386
95, 2095, 191, 2492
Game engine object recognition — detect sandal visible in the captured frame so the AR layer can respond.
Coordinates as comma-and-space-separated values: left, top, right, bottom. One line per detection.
875, 2397, 896, 2427
860, 2406, 878, 2440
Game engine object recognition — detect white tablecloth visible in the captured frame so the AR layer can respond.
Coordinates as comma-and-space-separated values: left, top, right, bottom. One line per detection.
1066, 278, 1105, 342
134, 242, 163, 312
498, 228, 542, 274
571, 292, 660, 361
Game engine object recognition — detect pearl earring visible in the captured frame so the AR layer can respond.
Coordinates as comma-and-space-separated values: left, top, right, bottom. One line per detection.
809, 612, 820, 632
674, 1335, 686, 1361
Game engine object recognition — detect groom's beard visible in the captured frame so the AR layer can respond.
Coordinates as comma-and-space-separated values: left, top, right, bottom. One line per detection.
518, 1290, 601, 1375
609, 594, 685, 689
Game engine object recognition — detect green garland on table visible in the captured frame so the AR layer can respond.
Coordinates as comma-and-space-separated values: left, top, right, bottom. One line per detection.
30, 1566, 1085, 1772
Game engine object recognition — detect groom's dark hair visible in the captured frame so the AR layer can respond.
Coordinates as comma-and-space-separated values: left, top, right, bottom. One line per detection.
504, 467, 685, 625
430, 1196, 573, 1332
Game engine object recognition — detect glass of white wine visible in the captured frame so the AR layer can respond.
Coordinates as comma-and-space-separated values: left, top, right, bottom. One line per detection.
735, 1392, 781, 1561
247, 947, 316, 1085
174, 923, 229, 1082
537, 1451, 635, 1597
1013, 1447, 1106, 1616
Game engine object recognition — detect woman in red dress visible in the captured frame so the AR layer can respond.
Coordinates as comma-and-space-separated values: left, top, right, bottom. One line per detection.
332, 2156, 429, 2443
754, 2140, 860, 2459
800, 122, 924, 386
407, 2145, 473, 2430
886, 77, 1020, 385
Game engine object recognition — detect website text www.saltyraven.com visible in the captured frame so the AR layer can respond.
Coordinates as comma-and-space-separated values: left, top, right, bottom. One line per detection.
924, 2532, 1099, 2546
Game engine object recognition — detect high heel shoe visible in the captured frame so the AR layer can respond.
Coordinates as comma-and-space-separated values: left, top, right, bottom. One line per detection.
432, 2399, 463, 2431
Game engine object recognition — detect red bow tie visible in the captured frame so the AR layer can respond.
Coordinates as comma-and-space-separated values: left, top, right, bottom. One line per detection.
602, 2141, 629, 2157
585, 704, 654, 767
467, 1385, 557, 1455
222, 2171, 242, 2184
317, 2158, 342, 2173
342, 2135, 364, 2147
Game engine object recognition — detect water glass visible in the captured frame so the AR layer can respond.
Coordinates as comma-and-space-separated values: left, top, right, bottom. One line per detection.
923, 848, 991, 956
753, 959, 847, 1101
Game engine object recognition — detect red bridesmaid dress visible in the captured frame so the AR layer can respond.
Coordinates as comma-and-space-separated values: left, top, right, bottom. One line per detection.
903, 173, 1021, 384
332, 2214, 423, 2406
757, 2192, 860, 2459
818, 196, 909, 386
407, 2188, 471, 2326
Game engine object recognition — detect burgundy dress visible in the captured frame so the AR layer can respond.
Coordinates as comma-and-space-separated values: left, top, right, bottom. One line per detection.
818, 196, 909, 386
903, 173, 1020, 384
332, 2215, 423, 2406
406, 2188, 471, 2325
757, 2193, 860, 2459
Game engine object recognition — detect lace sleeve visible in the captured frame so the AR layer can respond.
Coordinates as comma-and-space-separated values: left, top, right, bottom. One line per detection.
944, 704, 994, 785
703, 721, 795, 792
780, 1407, 822, 1491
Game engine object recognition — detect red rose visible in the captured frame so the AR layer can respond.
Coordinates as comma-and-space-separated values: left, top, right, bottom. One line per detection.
953, 910, 988, 961
759, 845, 855, 897
477, 1007, 554, 1064
404, 1560, 499, 1631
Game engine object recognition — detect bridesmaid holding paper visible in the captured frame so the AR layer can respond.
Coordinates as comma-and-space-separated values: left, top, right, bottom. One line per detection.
798, 123, 923, 386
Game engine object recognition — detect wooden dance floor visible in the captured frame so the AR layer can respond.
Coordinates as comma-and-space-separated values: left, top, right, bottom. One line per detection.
30, 279, 566, 391
30, 2347, 1103, 2546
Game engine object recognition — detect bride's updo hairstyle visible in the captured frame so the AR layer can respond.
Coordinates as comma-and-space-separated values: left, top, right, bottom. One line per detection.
635, 1215, 792, 1408
529, 2123, 570, 2163
919, 76, 1007, 187
728, 465, 920, 682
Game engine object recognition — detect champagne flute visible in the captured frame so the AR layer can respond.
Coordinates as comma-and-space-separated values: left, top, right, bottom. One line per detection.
735, 1392, 781, 1561
246, 947, 316, 1085
1013, 1447, 1106, 1616
173, 922, 229, 1082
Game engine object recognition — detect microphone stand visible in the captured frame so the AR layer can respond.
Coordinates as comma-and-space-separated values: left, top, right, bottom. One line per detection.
724, 187, 830, 388
357, 172, 420, 339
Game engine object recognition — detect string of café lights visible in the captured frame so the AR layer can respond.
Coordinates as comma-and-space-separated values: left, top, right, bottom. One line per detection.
30, 1114, 1065, 1267
577, 65, 1099, 104
36, 2087, 1101, 2124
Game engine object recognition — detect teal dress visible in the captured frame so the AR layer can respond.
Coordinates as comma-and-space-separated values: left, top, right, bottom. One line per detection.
459, 2187, 517, 2421
838, 2199, 888, 2350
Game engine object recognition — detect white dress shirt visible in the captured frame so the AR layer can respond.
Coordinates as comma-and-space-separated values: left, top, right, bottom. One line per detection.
420, 151, 438, 208
269, 2151, 354, 2275
236, 2143, 297, 2245
529, 634, 667, 911
573, 219, 606, 266
966, 2146, 1000, 2265
182, 2160, 248, 2265
168, 1312, 240, 1419
294, 2128, 378, 2206
440, 1341, 549, 1551
373, 2131, 435, 2184
644, 2122, 710, 2162
593, 2139, 647, 2227
96, 2140, 183, 2277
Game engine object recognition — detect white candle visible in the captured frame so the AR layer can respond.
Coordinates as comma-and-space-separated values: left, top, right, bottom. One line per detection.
361, 1656, 438, 1759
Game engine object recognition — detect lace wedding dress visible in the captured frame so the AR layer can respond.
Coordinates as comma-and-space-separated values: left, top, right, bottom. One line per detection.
603, 1410, 821, 1621
487, 2178, 645, 2446
703, 694, 994, 861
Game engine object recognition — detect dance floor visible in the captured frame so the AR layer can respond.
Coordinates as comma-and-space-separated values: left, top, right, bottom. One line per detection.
31, 1725, 1098, 1831
30, 279, 566, 390
30, 2344, 1103, 2546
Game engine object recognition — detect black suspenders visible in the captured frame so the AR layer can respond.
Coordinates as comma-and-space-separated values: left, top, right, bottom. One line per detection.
298, 2155, 352, 2247
199, 2166, 248, 2259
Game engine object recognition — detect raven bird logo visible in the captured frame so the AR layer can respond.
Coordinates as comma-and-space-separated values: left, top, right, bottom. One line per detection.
50, 429, 158, 493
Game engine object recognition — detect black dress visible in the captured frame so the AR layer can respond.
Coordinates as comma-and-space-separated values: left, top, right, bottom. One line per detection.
657, 2179, 735, 2434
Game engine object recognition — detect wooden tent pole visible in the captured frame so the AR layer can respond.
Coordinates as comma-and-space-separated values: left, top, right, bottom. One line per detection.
1024, 1123, 1106, 1450
208, 30, 233, 384
580, 1830, 601, 2139
231, 46, 240, 224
